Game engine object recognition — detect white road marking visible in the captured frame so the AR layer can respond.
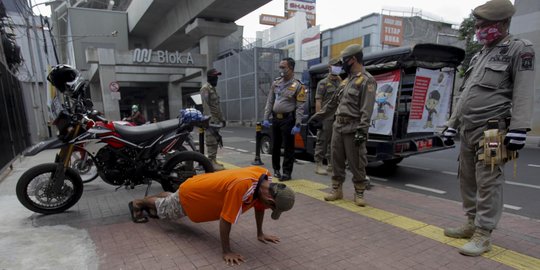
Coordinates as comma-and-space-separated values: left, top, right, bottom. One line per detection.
224, 146, 235, 150
370, 176, 388, 182
262, 154, 272, 157
220, 130, 234, 133
503, 204, 522, 211
506, 181, 540, 190
249, 141, 256, 144
402, 165, 431, 171
441, 171, 458, 176
236, 149, 249, 153
405, 184, 447, 194
528, 164, 540, 168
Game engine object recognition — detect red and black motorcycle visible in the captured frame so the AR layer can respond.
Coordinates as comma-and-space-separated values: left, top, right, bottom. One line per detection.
16, 65, 214, 214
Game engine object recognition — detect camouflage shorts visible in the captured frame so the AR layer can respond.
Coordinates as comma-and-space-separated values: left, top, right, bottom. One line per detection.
155, 191, 185, 220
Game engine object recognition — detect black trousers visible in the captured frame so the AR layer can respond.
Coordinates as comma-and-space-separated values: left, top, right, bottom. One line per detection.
271, 114, 295, 174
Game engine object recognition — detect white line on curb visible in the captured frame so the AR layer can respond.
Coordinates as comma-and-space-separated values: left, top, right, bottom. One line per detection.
405, 184, 446, 194
370, 176, 388, 182
503, 204, 522, 210
528, 164, 540, 168
249, 141, 256, 144
402, 165, 431, 171
236, 149, 249, 153
441, 171, 458, 176
506, 181, 540, 190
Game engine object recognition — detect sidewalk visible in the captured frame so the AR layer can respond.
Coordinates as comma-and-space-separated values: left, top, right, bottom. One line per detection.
1, 148, 539, 270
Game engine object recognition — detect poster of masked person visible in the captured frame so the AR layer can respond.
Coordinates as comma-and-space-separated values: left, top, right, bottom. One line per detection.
407, 68, 454, 133
368, 70, 400, 135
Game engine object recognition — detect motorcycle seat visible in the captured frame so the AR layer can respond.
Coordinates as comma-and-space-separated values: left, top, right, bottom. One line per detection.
114, 119, 179, 143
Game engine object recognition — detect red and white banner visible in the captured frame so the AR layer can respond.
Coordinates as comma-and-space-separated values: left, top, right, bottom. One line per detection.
369, 70, 401, 135
301, 26, 320, 61
407, 68, 455, 133
381, 15, 403, 47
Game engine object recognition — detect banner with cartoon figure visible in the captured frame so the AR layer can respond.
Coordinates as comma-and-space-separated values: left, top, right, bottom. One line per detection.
407, 68, 454, 133
369, 70, 400, 135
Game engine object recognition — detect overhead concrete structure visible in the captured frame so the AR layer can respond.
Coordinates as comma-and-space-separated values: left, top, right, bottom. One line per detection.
48, 0, 270, 122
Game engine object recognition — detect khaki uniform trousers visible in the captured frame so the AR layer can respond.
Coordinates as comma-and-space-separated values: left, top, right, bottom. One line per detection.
459, 125, 505, 230
330, 128, 368, 189
205, 131, 219, 160
314, 117, 334, 164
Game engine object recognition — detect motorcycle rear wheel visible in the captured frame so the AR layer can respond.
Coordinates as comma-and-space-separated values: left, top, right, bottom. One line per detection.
160, 151, 214, 192
71, 150, 99, 183
16, 163, 84, 214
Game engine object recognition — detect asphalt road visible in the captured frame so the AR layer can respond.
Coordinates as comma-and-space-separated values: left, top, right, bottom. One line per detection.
215, 126, 540, 220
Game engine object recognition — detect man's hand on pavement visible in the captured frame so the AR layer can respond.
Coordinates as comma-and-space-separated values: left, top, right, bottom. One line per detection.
223, 252, 245, 266
257, 233, 280, 244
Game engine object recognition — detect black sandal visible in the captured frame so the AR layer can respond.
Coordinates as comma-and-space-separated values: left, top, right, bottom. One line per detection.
128, 202, 148, 223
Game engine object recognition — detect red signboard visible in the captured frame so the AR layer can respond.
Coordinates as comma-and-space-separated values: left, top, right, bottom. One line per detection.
381, 15, 403, 47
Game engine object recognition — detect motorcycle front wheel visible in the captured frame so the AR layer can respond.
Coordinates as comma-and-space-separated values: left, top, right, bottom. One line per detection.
160, 151, 214, 192
16, 163, 84, 214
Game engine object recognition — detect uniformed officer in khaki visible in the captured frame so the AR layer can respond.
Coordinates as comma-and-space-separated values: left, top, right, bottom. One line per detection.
262, 57, 306, 181
309, 44, 377, 206
442, 0, 535, 257
201, 68, 226, 171
314, 58, 342, 175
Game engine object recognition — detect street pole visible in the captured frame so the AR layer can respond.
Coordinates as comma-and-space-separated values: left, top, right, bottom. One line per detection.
24, 15, 44, 140
31, 9, 50, 137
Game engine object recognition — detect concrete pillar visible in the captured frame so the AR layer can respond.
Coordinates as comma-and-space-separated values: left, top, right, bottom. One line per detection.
89, 81, 104, 113
168, 82, 183, 119
97, 48, 121, 120
199, 35, 221, 70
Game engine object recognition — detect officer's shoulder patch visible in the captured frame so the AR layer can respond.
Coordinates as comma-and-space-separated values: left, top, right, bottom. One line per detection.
519, 51, 535, 71
296, 86, 306, 102
353, 75, 364, 88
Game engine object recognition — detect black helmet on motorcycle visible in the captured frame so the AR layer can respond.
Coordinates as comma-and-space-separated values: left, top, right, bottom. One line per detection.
47, 64, 79, 93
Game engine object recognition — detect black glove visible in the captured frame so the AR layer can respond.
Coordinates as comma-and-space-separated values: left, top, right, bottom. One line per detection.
442, 127, 457, 146
354, 129, 367, 145
504, 129, 526, 151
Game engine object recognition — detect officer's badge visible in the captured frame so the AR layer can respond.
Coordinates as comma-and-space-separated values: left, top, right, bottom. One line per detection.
519, 52, 535, 71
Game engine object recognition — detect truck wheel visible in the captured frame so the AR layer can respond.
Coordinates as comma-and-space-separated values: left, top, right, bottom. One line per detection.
382, 157, 404, 167
260, 135, 271, 154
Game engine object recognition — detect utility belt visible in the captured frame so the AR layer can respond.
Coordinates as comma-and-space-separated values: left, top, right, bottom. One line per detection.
336, 116, 359, 124
273, 111, 294, 120
478, 118, 518, 172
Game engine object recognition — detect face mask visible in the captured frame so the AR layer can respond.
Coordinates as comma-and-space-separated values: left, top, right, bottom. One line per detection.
208, 76, 218, 87
330, 66, 342, 76
279, 68, 288, 78
475, 24, 502, 45
342, 61, 353, 74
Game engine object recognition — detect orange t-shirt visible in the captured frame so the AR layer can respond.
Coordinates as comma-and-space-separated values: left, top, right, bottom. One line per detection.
178, 166, 270, 224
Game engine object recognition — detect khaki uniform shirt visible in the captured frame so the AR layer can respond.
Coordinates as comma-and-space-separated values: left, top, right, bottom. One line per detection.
447, 35, 536, 131
315, 70, 377, 134
316, 75, 342, 118
201, 82, 224, 123
263, 77, 306, 125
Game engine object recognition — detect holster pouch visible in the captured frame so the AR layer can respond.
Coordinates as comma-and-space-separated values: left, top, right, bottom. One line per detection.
478, 118, 517, 172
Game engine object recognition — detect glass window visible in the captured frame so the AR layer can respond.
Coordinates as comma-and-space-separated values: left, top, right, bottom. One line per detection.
364, 34, 371, 48
288, 38, 294, 45
322, 46, 328, 57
